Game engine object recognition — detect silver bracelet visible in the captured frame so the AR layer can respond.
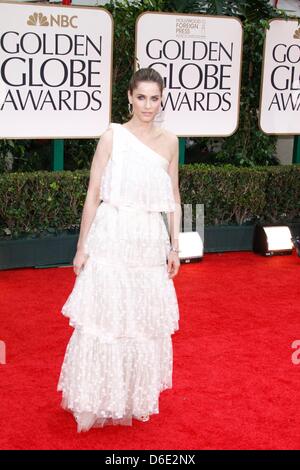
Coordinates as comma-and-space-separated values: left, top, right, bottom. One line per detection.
170, 246, 180, 253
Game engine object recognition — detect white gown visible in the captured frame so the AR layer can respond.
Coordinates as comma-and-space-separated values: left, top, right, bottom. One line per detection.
57, 122, 180, 432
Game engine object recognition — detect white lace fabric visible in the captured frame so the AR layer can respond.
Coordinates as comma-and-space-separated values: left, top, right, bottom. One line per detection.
100, 123, 176, 213
57, 122, 180, 432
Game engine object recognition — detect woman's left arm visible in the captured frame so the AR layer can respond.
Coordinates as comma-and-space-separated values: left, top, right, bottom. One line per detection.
167, 134, 182, 279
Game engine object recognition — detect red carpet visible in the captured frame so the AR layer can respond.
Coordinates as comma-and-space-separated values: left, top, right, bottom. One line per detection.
1, 251, 300, 450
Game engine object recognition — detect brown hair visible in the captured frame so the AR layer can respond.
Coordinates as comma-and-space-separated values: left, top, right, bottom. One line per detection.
128, 67, 164, 96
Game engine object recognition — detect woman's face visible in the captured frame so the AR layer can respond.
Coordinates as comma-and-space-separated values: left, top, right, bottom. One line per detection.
128, 81, 162, 122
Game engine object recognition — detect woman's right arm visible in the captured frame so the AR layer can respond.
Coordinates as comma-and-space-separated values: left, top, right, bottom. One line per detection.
73, 127, 113, 275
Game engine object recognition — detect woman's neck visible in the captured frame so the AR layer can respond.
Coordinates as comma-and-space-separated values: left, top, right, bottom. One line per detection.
125, 116, 157, 135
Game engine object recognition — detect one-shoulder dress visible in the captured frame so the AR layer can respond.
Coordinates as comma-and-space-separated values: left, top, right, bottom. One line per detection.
57, 122, 180, 432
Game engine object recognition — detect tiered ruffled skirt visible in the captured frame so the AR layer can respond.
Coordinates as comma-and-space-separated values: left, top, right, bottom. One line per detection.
57, 201, 179, 432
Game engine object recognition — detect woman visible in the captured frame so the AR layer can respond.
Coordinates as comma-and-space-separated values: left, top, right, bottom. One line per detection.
57, 67, 181, 432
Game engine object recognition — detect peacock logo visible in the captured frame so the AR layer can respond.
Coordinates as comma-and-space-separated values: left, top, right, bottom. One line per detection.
293, 28, 300, 39
27, 12, 49, 27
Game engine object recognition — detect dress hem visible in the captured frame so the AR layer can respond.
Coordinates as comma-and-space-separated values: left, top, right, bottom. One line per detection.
57, 381, 172, 432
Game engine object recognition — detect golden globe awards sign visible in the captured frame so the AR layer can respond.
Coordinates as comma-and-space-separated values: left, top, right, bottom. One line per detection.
0, 2, 113, 138
259, 19, 300, 134
136, 12, 243, 136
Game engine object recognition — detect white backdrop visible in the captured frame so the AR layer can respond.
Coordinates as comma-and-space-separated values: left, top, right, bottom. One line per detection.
0, 2, 113, 138
259, 19, 300, 134
136, 12, 243, 137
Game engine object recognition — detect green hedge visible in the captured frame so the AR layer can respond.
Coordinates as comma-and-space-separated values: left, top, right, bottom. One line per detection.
1, 164, 300, 239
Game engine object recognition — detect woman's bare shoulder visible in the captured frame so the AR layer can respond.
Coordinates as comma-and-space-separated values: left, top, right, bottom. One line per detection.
98, 125, 113, 147
100, 125, 113, 142
94, 126, 113, 160
159, 127, 178, 148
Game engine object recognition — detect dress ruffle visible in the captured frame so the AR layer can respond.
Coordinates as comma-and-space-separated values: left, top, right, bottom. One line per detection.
62, 203, 179, 342
84, 202, 171, 266
100, 123, 176, 213
61, 258, 179, 342
57, 332, 173, 432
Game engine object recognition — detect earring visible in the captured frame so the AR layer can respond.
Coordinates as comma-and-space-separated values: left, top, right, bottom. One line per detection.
157, 101, 164, 115
128, 102, 133, 115
155, 102, 164, 122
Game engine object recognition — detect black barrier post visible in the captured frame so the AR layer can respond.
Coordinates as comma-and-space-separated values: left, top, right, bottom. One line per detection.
49, 0, 70, 171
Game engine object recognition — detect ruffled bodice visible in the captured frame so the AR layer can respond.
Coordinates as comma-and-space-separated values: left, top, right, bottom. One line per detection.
100, 123, 175, 213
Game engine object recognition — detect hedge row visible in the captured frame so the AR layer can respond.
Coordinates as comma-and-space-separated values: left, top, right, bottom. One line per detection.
1, 164, 300, 238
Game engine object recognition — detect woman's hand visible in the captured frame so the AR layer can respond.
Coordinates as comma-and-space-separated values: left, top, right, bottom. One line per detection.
167, 251, 180, 279
73, 249, 89, 276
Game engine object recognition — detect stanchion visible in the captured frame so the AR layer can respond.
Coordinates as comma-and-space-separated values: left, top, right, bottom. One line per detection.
293, 135, 300, 164
50, 0, 72, 171
179, 137, 185, 164
51, 139, 64, 171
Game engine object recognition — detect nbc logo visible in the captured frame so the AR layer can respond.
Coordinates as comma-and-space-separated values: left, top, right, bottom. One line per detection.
26, 12, 78, 28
